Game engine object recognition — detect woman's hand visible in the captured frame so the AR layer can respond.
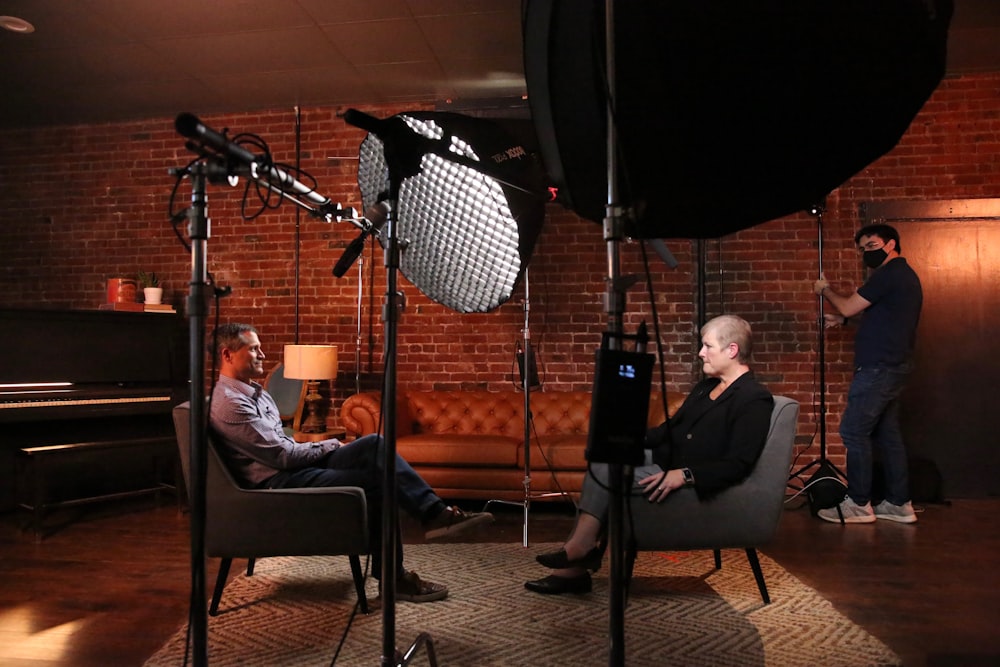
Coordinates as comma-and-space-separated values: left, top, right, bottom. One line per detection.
638, 469, 686, 503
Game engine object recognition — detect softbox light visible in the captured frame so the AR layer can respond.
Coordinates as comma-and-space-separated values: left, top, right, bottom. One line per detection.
523, 0, 952, 239
353, 111, 547, 313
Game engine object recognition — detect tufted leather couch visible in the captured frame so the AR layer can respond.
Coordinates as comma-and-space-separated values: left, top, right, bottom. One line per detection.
340, 390, 683, 501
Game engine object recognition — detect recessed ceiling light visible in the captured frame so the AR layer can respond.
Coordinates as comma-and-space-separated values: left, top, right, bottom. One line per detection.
0, 15, 35, 34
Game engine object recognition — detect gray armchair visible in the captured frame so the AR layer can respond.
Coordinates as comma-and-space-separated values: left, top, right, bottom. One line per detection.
172, 402, 370, 615
627, 395, 799, 604
263, 361, 306, 436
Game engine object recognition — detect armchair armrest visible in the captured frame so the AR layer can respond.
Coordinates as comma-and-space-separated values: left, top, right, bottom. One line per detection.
206, 483, 369, 557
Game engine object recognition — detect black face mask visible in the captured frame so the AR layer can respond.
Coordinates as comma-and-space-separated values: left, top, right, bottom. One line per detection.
862, 247, 888, 269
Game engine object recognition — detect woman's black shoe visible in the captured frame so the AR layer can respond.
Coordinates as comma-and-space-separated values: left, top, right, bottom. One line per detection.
535, 546, 603, 572
524, 573, 592, 595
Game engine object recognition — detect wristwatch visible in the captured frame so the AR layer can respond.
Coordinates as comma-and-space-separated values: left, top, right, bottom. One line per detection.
681, 467, 695, 487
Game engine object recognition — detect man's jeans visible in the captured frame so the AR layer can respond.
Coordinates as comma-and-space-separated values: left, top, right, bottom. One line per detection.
265, 434, 442, 578
839, 364, 913, 505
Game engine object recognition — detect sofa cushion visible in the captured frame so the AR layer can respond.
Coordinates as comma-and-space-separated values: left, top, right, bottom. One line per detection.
405, 391, 524, 440
527, 392, 592, 436
518, 435, 589, 471
396, 434, 521, 467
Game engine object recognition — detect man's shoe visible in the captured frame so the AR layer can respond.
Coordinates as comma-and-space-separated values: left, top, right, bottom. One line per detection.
873, 499, 918, 523
817, 496, 876, 524
535, 546, 603, 572
423, 506, 494, 540
524, 573, 592, 595
391, 570, 449, 603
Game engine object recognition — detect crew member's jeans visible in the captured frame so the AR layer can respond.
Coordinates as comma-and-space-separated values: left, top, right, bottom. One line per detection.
839, 363, 913, 506
265, 434, 442, 578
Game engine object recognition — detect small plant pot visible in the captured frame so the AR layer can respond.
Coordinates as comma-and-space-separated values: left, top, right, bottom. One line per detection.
143, 287, 163, 305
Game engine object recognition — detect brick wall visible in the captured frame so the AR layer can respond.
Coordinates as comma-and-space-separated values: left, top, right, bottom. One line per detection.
2, 73, 999, 471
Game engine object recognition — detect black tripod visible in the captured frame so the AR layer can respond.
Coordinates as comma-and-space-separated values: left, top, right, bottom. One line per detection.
790, 203, 846, 497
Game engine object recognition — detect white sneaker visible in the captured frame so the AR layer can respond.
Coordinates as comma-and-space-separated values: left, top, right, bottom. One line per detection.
817, 496, 876, 524
873, 499, 918, 524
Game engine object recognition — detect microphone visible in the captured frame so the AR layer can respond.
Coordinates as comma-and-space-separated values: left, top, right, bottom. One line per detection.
332, 202, 391, 278
333, 232, 369, 278
176, 112, 257, 166
176, 112, 353, 222
648, 239, 679, 269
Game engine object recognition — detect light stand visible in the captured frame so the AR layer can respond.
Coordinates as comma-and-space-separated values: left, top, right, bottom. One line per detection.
602, 3, 629, 663
355, 253, 364, 395
173, 113, 366, 667
580, 2, 665, 663
180, 160, 213, 667
344, 106, 546, 666
483, 268, 570, 547
790, 204, 847, 487
344, 109, 438, 667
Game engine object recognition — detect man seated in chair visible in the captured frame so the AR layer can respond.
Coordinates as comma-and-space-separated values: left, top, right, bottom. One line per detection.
209, 323, 493, 603
525, 314, 774, 595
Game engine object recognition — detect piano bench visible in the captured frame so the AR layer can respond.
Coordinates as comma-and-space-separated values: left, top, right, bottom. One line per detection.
15, 437, 177, 541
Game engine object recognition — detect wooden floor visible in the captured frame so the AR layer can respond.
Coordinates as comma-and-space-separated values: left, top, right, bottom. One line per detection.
1, 495, 998, 667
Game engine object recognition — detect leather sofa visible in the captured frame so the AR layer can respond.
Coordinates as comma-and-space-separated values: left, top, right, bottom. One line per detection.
339, 390, 684, 502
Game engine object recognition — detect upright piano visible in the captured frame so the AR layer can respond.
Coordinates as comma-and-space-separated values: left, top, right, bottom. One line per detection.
0, 307, 189, 514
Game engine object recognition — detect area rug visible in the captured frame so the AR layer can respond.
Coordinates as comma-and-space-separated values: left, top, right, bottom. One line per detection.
145, 543, 900, 667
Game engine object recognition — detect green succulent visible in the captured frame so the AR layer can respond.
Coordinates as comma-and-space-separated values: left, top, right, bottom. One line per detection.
138, 271, 160, 288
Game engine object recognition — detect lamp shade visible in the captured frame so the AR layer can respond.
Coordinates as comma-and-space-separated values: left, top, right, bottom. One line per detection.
283, 344, 338, 380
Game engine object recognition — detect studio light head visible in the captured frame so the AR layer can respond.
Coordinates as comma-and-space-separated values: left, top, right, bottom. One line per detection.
352, 110, 547, 313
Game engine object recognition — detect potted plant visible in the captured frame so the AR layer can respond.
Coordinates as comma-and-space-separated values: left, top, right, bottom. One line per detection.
138, 271, 163, 305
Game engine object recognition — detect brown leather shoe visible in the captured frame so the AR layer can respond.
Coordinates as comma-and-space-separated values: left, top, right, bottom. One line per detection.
391, 570, 449, 603
423, 506, 494, 540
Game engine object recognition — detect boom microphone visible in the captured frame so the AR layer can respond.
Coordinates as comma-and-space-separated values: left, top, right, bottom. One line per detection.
176, 112, 257, 166
175, 112, 356, 222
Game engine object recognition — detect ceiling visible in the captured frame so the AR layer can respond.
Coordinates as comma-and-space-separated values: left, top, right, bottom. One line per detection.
1, 0, 999, 130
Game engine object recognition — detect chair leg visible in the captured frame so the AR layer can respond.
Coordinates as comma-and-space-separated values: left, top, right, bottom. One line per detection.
713, 548, 722, 570
744, 548, 770, 605
349, 555, 370, 614
209, 558, 233, 617
246, 557, 256, 576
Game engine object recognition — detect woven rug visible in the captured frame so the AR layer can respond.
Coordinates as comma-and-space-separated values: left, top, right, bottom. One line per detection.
145, 543, 900, 667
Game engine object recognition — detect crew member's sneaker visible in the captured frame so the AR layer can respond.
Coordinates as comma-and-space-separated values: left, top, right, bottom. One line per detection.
873, 499, 918, 523
817, 496, 876, 524
423, 506, 494, 540
390, 570, 449, 603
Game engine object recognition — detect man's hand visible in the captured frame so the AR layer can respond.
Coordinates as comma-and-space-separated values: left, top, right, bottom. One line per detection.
823, 313, 845, 329
813, 273, 830, 296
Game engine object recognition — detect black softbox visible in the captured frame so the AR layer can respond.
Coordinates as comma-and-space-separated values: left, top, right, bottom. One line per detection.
523, 0, 952, 239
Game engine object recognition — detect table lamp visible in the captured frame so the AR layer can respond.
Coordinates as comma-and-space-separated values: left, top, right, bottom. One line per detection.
283, 344, 338, 434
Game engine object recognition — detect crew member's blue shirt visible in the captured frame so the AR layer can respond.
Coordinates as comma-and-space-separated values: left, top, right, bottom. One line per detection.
855, 257, 922, 367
